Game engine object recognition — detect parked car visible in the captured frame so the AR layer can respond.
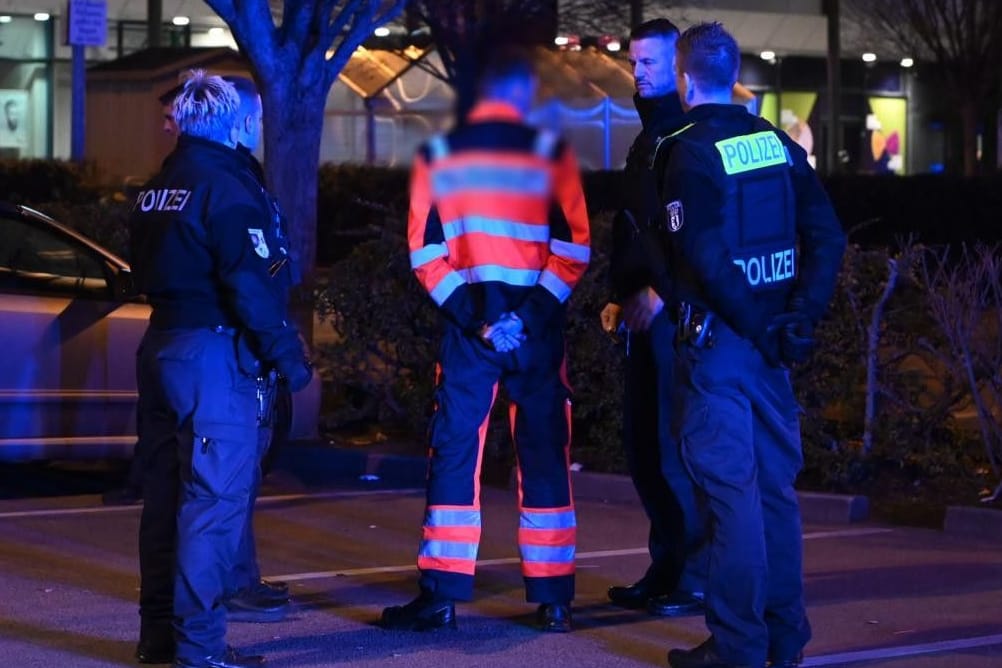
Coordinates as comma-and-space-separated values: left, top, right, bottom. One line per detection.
0, 202, 319, 461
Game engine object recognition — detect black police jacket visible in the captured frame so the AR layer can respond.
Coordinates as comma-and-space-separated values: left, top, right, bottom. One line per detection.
653, 103, 846, 341
609, 93, 686, 304
128, 134, 304, 368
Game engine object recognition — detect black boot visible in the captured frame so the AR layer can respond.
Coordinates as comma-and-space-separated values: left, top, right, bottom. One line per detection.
535, 603, 572, 633
607, 573, 667, 609
174, 645, 265, 667
380, 590, 457, 631
136, 621, 174, 664
668, 637, 758, 668
647, 590, 704, 617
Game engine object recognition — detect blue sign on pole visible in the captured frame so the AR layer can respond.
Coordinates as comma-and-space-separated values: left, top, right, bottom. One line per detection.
68, 0, 107, 47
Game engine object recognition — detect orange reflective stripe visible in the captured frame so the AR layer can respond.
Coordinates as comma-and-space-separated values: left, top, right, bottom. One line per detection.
522, 561, 576, 578
518, 527, 575, 547
424, 524, 482, 543
417, 555, 477, 576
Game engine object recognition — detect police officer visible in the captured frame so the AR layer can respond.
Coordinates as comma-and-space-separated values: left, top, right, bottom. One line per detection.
381, 47, 590, 634
217, 74, 298, 624
602, 17, 707, 619
651, 24, 846, 668
130, 70, 312, 668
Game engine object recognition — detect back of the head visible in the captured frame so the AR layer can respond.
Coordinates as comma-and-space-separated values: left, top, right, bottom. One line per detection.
172, 69, 240, 144
476, 47, 537, 115
675, 22, 740, 98
222, 75, 258, 114
222, 74, 263, 152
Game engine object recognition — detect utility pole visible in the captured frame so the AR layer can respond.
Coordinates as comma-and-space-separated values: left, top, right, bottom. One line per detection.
147, 0, 162, 48
824, 0, 842, 175
630, 0, 644, 30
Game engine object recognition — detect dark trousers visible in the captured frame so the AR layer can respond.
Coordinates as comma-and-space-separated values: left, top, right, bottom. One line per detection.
137, 327, 258, 662
417, 325, 575, 604
228, 420, 273, 594
622, 311, 707, 594
674, 321, 811, 666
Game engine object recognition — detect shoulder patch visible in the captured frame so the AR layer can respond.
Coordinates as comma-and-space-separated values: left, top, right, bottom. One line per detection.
247, 228, 270, 259
666, 200, 684, 232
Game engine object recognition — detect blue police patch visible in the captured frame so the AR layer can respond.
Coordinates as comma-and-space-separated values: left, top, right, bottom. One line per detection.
666, 200, 684, 232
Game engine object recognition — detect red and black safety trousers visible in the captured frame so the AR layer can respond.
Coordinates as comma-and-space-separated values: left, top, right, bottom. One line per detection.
417, 322, 576, 604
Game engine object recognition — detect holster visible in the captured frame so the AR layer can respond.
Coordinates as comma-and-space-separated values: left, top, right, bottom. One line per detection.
677, 302, 715, 349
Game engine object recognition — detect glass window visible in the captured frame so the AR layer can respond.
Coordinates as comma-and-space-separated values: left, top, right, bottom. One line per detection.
0, 213, 111, 296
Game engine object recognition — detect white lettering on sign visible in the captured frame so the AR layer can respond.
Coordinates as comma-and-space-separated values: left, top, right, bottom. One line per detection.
68, 0, 108, 47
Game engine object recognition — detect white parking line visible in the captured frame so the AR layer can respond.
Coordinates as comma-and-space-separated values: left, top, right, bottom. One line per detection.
270, 527, 894, 582
802, 633, 1002, 665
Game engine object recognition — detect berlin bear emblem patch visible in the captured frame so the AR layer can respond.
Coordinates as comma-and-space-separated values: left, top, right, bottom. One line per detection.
666, 200, 684, 232
247, 228, 271, 259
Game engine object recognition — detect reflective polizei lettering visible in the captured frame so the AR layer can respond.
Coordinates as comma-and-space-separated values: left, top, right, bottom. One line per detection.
716, 131, 787, 175
733, 247, 796, 286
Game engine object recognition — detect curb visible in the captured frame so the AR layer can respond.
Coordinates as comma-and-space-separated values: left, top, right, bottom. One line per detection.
277, 442, 869, 524
944, 505, 1002, 541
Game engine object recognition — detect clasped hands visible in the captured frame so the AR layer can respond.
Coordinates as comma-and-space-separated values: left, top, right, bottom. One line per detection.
479, 312, 526, 352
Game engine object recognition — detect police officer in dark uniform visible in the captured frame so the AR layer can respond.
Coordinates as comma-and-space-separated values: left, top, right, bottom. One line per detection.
602, 17, 706, 618
130, 70, 312, 668
651, 24, 846, 668
218, 74, 297, 624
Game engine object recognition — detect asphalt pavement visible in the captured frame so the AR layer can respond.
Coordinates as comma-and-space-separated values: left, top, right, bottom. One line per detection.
0, 444, 999, 667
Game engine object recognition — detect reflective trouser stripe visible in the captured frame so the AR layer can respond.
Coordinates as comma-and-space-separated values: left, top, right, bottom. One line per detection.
518, 508, 576, 578
417, 506, 482, 576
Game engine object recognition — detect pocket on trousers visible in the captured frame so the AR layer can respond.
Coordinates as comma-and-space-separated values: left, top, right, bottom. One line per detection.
190, 420, 258, 499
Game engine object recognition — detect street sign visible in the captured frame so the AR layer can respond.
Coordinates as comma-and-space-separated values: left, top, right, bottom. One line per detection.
67, 0, 107, 47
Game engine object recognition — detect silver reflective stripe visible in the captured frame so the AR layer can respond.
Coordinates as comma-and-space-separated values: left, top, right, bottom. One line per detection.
520, 509, 577, 530
520, 545, 575, 563
533, 129, 558, 159
410, 243, 448, 268
442, 217, 550, 243
419, 540, 479, 560
428, 134, 449, 162
459, 265, 541, 287
429, 270, 466, 305
425, 507, 482, 527
538, 269, 572, 302
549, 238, 590, 263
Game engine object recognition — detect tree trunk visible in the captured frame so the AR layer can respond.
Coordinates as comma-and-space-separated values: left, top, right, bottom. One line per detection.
260, 79, 328, 342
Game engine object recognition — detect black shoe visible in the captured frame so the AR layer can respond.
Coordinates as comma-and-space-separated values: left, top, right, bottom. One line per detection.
102, 485, 143, 506
136, 638, 174, 664
380, 592, 457, 631
668, 637, 757, 668
137, 623, 174, 664
223, 592, 289, 623
607, 578, 665, 609
768, 652, 803, 667
241, 579, 290, 604
648, 590, 704, 617
535, 603, 572, 633
174, 646, 264, 668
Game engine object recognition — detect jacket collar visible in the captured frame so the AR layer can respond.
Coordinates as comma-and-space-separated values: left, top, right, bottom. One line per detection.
467, 100, 525, 123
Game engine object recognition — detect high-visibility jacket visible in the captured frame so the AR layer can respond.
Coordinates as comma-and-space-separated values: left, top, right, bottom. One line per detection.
408, 101, 591, 335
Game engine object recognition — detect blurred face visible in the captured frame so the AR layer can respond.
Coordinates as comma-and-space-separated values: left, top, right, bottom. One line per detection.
628, 34, 677, 98
162, 104, 179, 137
235, 94, 263, 151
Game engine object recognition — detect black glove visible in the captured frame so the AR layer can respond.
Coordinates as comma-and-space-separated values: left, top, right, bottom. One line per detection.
753, 326, 783, 368
762, 310, 815, 367
779, 313, 815, 365
276, 356, 313, 392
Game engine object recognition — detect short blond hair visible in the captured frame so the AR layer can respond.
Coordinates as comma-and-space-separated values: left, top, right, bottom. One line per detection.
172, 69, 240, 141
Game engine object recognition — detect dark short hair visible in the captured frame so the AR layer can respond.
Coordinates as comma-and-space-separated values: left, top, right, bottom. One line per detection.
157, 83, 184, 106
629, 18, 680, 42
676, 22, 740, 92
477, 46, 536, 94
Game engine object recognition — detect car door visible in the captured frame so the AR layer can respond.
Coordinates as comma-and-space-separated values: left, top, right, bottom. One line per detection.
0, 206, 145, 460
